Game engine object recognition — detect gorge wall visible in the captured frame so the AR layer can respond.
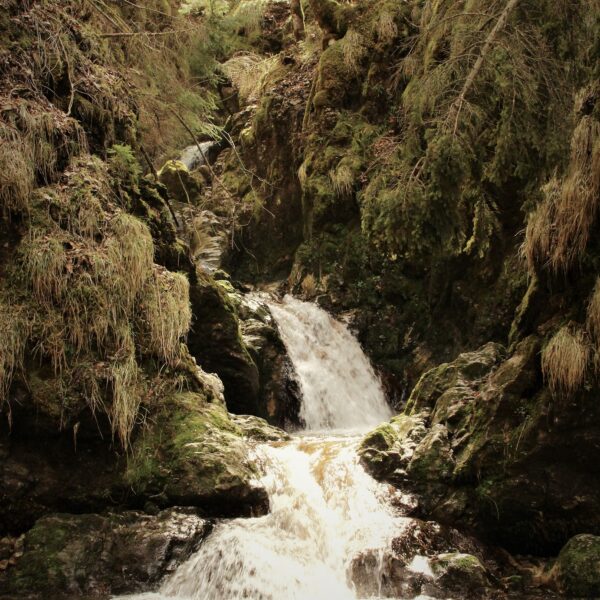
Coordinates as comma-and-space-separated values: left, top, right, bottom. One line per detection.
1, 0, 600, 597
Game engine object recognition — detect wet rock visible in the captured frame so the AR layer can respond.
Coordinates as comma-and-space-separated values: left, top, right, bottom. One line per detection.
187, 272, 301, 427
127, 392, 269, 517
188, 272, 262, 417
349, 548, 427, 598
405, 342, 505, 414
360, 336, 600, 554
430, 552, 492, 596
349, 520, 500, 599
554, 534, 600, 597
407, 424, 454, 482
358, 413, 428, 480
231, 414, 291, 442
5, 509, 210, 599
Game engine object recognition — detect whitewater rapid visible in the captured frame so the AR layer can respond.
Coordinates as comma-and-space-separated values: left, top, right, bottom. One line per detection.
118, 296, 426, 600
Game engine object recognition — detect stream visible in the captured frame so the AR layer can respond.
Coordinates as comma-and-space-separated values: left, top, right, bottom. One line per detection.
119, 296, 435, 600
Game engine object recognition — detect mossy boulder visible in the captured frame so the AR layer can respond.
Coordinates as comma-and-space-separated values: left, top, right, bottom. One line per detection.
407, 424, 454, 482
405, 342, 505, 414
158, 160, 204, 205
554, 534, 600, 597
362, 334, 600, 554
358, 413, 428, 480
350, 520, 501, 599
187, 272, 261, 416
313, 42, 360, 110
127, 392, 268, 517
430, 552, 492, 595
6, 509, 210, 599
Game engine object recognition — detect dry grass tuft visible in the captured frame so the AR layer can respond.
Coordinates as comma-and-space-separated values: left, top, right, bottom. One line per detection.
107, 212, 155, 309
523, 112, 600, 275
0, 300, 30, 407
142, 267, 192, 365
301, 273, 317, 298
374, 10, 398, 44
222, 52, 278, 103
551, 172, 596, 273
340, 29, 367, 74
0, 136, 34, 214
522, 178, 557, 272
21, 230, 69, 303
542, 325, 590, 399
108, 353, 142, 447
329, 164, 354, 197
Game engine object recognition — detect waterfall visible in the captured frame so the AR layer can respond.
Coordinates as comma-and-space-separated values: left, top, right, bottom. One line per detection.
179, 142, 216, 170
267, 295, 393, 430
117, 297, 424, 600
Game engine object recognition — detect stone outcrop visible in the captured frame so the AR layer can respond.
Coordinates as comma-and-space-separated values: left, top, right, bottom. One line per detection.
360, 337, 600, 555
188, 273, 302, 427
3, 509, 210, 599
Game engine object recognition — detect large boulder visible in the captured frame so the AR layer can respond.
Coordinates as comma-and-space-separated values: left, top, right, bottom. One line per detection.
158, 160, 204, 205
429, 552, 492, 597
4, 509, 210, 599
126, 392, 269, 517
554, 534, 600, 597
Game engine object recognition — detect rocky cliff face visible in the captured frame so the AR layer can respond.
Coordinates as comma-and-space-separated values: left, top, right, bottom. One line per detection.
2, 0, 600, 597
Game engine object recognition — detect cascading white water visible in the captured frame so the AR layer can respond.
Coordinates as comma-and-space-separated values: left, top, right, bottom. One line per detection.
118, 297, 428, 600
267, 296, 393, 430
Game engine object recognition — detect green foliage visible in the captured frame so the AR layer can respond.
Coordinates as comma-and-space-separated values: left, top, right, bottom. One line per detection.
358, 0, 595, 262
108, 144, 142, 193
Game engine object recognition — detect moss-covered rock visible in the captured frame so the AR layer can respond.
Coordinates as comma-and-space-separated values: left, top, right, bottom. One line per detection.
6, 509, 210, 599
430, 552, 492, 595
127, 392, 268, 516
158, 160, 204, 205
187, 272, 301, 427
358, 413, 428, 480
554, 534, 600, 597
231, 414, 290, 442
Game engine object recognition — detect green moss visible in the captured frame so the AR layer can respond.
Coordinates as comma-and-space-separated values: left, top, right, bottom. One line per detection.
158, 160, 204, 205
127, 391, 262, 505
556, 534, 600, 597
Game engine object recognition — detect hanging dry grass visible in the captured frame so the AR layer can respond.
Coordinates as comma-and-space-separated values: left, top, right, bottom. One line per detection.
523, 108, 600, 276
374, 10, 398, 44
21, 230, 69, 303
586, 278, 600, 342
522, 177, 558, 272
222, 52, 279, 102
329, 164, 354, 197
550, 172, 596, 273
141, 267, 192, 365
108, 353, 142, 447
0, 136, 34, 214
106, 212, 155, 309
542, 326, 590, 399
0, 300, 30, 406
339, 29, 367, 74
